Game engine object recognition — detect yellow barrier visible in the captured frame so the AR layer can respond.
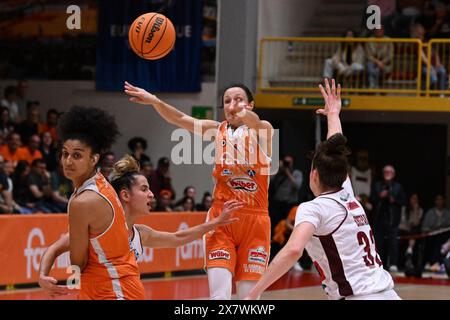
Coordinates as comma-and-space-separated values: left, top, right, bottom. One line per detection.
258, 37, 450, 97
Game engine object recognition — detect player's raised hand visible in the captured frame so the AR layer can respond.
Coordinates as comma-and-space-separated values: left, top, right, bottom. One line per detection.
316, 78, 341, 117
124, 81, 160, 106
213, 200, 242, 226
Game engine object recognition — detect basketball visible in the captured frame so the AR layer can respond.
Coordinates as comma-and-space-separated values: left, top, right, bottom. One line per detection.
128, 13, 176, 60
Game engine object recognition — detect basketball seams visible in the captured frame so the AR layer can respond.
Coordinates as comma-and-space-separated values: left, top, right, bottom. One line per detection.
145, 35, 175, 60
143, 17, 168, 55
140, 13, 158, 56
129, 19, 144, 58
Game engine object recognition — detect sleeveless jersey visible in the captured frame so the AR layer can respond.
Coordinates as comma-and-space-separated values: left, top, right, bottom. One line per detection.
129, 225, 144, 261
295, 178, 394, 300
69, 172, 145, 300
212, 121, 271, 213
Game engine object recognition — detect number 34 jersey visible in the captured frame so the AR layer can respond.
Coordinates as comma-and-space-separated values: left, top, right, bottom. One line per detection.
295, 178, 394, 300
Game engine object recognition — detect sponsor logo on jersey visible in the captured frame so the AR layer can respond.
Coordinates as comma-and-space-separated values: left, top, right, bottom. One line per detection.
227, 178, 258, 192
247, 169, 256, 177
221, 169, 232, 176
243, 263, 266, 274
347, 201, 360, 211
209, 249, 230, 260
248, 247, 268, 265
352, 214, 370, 227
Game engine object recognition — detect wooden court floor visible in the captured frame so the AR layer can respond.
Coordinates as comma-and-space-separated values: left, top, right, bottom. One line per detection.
0, 270, 449, 300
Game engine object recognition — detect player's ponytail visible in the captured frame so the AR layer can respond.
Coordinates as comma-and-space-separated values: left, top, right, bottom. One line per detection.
312, 133, 350, 189
110, 154, 141, 194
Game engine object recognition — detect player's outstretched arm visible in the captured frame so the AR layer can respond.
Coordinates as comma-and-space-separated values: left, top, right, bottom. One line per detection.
38, 233, 74, 296
316, 78, 343, 139
124, 81, 219, 136
137, 200, 242, 248
245, 222, 315, 300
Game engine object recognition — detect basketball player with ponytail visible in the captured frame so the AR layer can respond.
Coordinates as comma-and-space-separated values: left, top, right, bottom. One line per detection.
246, 79, 400, 300
39, 155, 242, 298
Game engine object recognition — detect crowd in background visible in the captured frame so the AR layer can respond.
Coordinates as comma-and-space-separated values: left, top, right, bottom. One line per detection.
0, 80, 213, 215
323, 0, 450, 93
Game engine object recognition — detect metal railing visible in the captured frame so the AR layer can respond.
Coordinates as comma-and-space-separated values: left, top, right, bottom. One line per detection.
258, 37, 450, 97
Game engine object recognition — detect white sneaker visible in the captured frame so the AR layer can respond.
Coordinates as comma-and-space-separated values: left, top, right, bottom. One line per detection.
293, 262, 303, 272
389, 265, 398, 272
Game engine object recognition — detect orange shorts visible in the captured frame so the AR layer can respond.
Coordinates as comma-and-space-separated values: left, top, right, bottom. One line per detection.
204, 205, 271, 281
78, 275, 146, 300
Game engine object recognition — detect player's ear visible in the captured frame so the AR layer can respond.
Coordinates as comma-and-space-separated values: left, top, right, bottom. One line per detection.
248, 101, 255, 110
120, 189, 130, 202
92, 153, 100, 165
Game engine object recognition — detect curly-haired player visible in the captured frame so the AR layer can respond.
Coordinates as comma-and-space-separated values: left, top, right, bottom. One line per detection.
58, 106, 145, 300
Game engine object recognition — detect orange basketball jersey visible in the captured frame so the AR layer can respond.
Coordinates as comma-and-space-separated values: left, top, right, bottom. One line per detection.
69, 172, 145, 300
212, 121, 271, 213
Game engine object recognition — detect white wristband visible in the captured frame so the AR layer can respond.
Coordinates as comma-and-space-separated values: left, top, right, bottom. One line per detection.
236, 108, 247, 117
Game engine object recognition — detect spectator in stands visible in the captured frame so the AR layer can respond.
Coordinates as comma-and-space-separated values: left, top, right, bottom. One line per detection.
0, 156, 13, 214
269, 154, 303, 233
50, 163, 72, 213
0, 107, 15, 142
1, 132, 24, 168
150, 157, 176, 201
411, 23, 448, 93
399, 193, 423, 267
26, 159, 63, 213
196, 192, 213, 211
18, 134, 43, 165
323, 29, 365, 79
155, 189, 173, 212
175, 186, 197, 208
427, 1, 450, 38
351, 150, 372, 201
174, 196, 196, 212
12, 160, 36, 214
0, 158, 27, 214
100, 151, 115, 180
140, 160, 154, 184
16, 101, 40, 145
365, 25, 394, 89
422, 194, 450, 272
128, 137, 151, 167
38, 109, 59, 142
371, 164, 407, 272
1, 86, 19, 123
39, 131, 58, 172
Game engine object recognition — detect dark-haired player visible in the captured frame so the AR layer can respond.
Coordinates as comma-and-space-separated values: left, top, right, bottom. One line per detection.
245, 79, 400, 300
58, 106, 145, 300
124, 81, 273, 299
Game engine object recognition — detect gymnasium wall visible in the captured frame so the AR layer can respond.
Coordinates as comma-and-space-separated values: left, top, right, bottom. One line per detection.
257, 0, 318, 38
0, 80, 217, 203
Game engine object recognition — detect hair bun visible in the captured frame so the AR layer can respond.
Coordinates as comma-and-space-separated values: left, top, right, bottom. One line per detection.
110, 154, 140, 182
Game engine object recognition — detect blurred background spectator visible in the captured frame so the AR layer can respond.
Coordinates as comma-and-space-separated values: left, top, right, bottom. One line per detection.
269, 154, 303, 233
128, 137, 151, 167
371, 164, 407, 272
422, 194, 450, 272
150, 157, 176, 202
196, 192, 212, 211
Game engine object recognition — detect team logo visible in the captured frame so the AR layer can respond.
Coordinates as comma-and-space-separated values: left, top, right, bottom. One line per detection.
209, 249, 231, 260
221, 169, 232, 176
247, 169, 256, 178
248, 247, 268, 265
340, 191, 350, 202
227, 178, 257, 192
